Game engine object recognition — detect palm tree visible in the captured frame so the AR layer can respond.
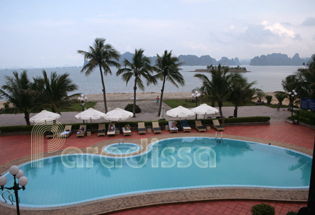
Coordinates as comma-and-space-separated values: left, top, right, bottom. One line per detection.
274, 91, 288, 105
77, 38, 120, 113
116, 49, 157, 117
228, 73, 256, 117
33, 70, 78, 113
0, 71, 40, 125
154, 50, 184, 116
194, 64, 231, 117
282, 54, 315, 99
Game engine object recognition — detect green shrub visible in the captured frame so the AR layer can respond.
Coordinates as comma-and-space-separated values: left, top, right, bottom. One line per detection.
251, 203, 275, 215
224, 116, 270, 124
265, 95, 272, 104
125, 104, 141, 113
286, 211, 297, 215
299, 117, 311, 124
299, 110, 315, 125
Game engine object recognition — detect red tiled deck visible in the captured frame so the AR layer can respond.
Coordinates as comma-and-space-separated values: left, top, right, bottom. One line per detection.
0, 121, 314, 214
107, 200, 307, 215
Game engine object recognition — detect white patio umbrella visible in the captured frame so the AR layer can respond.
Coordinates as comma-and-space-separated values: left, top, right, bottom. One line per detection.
75, 108, 107, 122
191, 103, 219, 119
104, 108, 133, 121
30, 110, 61, 124
166, 106, 195, 119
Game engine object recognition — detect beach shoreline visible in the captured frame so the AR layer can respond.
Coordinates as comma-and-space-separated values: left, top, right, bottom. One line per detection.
0, 92, 289, 109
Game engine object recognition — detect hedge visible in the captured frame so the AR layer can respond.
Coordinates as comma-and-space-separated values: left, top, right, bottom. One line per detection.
0, 116, 270, 133
290, 109, 315, 125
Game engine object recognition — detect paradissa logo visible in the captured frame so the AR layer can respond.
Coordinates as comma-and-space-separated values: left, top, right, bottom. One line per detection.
60, 140, 216, 169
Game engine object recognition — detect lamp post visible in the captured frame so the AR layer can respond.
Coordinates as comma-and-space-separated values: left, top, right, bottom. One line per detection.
78, 94, 88, 111
288, 90, 297, 117
192, 91, 201, 107
192, 91, 201, 119
0, 165, 28, 215
78, 94, 87, 123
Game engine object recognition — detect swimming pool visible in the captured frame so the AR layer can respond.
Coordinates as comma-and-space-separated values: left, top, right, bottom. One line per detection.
0, 137, 312, 208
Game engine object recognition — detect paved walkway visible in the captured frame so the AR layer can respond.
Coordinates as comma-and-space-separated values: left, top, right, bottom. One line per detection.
0, 102, 291, 126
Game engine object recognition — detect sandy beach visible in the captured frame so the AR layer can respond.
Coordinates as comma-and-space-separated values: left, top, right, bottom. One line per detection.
0, 92, 290, 109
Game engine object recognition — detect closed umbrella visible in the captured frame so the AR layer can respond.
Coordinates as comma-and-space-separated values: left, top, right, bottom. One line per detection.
75, 108, 107, 122
30, 110, 61, 124
166, 106, 195, 119
104, 108, 133, 121
191, 103, 219, 119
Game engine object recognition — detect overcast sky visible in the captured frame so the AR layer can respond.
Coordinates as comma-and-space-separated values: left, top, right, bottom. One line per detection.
1, 0, 315, 68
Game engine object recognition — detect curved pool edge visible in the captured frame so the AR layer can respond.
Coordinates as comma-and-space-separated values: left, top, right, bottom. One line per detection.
0, 133, 312, 215
0, 187, 309, 214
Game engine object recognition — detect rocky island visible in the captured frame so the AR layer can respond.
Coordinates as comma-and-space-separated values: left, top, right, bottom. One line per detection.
194, 65, 249, 73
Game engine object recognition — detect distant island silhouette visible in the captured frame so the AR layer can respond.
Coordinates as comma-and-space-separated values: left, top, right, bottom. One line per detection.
119, 52, 311, 66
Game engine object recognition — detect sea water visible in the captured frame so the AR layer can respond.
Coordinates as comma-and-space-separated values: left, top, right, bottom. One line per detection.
0, 66, 302, 100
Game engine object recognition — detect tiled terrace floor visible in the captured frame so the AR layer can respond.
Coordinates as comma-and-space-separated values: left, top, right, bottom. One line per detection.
0, 121, 314, 214
107, 200, 307, 215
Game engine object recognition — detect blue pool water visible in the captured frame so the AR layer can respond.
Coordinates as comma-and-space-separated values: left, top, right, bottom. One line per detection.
1, 137, 312, 208
104, 143, 140, 155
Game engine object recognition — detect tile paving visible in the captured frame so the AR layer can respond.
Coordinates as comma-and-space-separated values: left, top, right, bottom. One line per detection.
0, 100, 314, 214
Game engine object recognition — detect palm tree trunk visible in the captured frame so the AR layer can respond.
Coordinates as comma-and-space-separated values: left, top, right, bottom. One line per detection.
99, 66, 108, 113
158, 76, 166, 116
234, 106, 238, 118
133, 78, 137, 117
24, 110, 30, 125
218, 101, 223, 117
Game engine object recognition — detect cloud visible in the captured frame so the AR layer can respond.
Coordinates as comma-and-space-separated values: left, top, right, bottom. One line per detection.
313, 35, 315, 41
263, 22, 295, 38
301, 17, 315, 26
293, 34, 302, 41
238, 24, 279, 44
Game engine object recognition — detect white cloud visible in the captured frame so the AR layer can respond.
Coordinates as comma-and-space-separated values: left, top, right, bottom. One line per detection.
301, 17, 315, 26
263, 22, 295, 38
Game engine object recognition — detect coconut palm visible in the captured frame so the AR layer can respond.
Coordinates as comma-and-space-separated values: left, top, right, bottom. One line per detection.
78, 38, 120, 113
116, 49, 157, 117
274, 91, 288, 105
33, 70, 78, 113
154, 50, 184, 116
228, 73, 256, 117
0, 71, 40, 125
194, 64, 231, 117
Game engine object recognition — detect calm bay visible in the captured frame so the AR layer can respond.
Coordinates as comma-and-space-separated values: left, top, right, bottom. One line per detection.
0, 66, 303, 100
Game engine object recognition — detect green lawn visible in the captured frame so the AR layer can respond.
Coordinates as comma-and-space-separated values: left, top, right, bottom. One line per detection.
0, 102, 96, 114
60, 102, 96, 112
163, 99, 289, 109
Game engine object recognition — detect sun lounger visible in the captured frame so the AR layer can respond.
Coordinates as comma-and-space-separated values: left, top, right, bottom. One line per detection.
122, 124, 132, 136
152, 122, 161, 134
212, 119, 225, 131
46, 125, 59, 138
195, 120, 206, 132
76, 125, 87, 137
180, 120, 191, 132
60, 125, 72, 138
97, 124, 106, 136
138, 122, 146, 135
107, 123, 116, 136
169, 121, 178, 133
